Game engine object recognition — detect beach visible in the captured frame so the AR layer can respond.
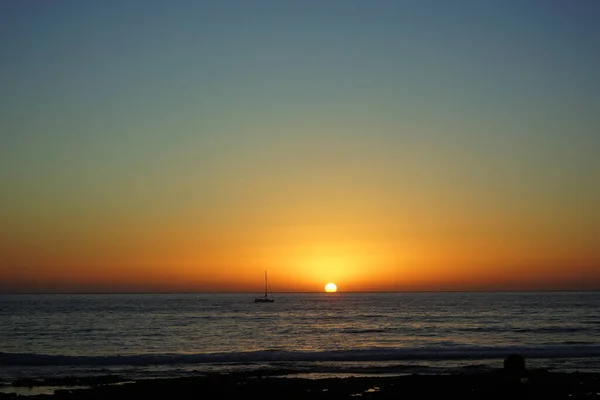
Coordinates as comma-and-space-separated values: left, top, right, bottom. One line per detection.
2, 367, 600, 400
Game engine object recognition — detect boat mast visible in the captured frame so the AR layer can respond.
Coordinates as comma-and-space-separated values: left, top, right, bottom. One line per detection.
264, 271, 268, 297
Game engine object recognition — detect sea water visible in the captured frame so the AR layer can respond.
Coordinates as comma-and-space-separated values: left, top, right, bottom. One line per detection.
1, 292, 599, 385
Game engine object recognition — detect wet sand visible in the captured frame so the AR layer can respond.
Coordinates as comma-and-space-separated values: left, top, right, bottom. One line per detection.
1, 369, 599, 400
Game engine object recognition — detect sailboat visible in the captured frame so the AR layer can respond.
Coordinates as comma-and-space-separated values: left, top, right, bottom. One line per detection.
254, 271, 274, 303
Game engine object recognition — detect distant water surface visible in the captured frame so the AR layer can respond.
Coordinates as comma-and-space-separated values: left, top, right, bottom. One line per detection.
1, 292, 599, 385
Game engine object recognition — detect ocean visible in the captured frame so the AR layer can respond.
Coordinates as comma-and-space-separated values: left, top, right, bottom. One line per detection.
1, 292, 600, 387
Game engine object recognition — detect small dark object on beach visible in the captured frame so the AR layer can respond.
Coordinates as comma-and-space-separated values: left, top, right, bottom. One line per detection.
503, 354, 526, 374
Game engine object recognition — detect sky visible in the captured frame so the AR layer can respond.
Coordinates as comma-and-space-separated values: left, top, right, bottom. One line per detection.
1, 0, 599, 293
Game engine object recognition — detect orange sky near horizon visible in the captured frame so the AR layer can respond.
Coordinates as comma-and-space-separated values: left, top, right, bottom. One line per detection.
2, 202, 599, 293
2, 136, 599, 292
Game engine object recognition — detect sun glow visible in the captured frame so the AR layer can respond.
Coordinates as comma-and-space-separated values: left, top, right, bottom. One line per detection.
325, 282, 337, 293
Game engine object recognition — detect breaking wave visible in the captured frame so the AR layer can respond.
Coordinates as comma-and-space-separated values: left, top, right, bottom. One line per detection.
3, 345, 600, 367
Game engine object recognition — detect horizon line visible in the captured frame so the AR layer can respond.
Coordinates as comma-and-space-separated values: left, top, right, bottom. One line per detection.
1, 289, 599, 295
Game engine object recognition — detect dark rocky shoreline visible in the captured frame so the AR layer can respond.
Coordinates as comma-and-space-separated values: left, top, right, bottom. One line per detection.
1, 369, 599, 400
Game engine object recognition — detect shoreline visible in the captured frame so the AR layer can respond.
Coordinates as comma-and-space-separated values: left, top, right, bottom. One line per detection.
2, 368, 600, 399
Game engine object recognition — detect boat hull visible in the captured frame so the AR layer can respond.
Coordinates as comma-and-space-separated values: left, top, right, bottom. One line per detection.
254, 297, 274, 303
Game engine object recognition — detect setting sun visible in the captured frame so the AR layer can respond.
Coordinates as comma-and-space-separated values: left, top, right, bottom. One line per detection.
325, 283, 337, 293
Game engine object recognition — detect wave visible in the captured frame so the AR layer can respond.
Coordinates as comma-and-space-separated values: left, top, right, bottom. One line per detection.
456, 326, 590, 334
340, 328, 387, 334
3, 345, 600, 367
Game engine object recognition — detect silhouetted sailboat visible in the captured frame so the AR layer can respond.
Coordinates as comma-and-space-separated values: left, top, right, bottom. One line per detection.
254, 271, 274, 303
